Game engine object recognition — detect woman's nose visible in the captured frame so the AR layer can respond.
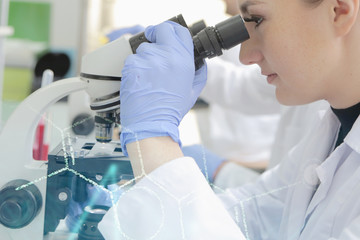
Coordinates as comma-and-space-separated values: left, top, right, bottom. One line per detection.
239, 39, 263, 65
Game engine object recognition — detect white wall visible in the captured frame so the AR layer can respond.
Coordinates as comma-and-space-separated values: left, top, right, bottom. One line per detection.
84, 0, 229, 53
112, 0, 227, 29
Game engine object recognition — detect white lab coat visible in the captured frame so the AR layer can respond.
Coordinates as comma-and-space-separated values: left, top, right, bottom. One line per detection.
267, 101, 330, 169
215, 100, 330, 189
99, 108, 360, 240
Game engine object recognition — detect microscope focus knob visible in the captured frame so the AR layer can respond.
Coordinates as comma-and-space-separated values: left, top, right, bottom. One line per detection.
0, 179, 42, 228
72, 113, 95, 136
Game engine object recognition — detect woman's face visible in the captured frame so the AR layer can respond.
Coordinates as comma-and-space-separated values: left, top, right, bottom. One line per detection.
239, 0, 341, 105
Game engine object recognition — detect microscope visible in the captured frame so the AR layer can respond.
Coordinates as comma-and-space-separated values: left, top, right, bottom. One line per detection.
0, 14, 249, 239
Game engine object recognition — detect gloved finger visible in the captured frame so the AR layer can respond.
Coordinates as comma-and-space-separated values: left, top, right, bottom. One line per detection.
134, 41, 168, 61
144, 22, 192, 52
122, 51, 151, 72
121, 54, 142, 85
121, 55, 152, 101
172, 22, 194, 53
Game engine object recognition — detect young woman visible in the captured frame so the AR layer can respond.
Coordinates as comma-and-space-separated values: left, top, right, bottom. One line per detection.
98, 0, 360, 239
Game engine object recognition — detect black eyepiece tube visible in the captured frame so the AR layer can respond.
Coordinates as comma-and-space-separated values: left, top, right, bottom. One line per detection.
129, 14, 249, 70
215, 15, 249, 50
189, 20, 207, 36
193, 14, 249, 69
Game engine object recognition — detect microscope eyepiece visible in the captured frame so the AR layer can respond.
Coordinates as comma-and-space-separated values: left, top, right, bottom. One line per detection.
193, 15, 249, 69
188, 19, 207, 36
129, 14, 249, 70
215, 15, 249, 50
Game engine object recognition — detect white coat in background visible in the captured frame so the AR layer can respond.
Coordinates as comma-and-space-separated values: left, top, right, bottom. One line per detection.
199, 46, 281, 163
99, 109, 360, 240
215, 100, 330, 188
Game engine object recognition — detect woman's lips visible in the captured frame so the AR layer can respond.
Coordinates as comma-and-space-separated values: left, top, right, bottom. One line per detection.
267, 74, 277, 84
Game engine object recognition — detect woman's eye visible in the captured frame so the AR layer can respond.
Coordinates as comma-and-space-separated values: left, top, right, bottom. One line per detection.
243, 16, 264, 28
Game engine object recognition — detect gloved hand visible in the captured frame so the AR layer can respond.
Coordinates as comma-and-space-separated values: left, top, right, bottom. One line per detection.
182, 144, 225, 183
106, 25, 145, 42
120, 21, 207, 156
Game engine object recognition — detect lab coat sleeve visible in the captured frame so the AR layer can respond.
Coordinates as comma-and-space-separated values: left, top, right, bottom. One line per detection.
98, 157, 246, 240
215, 147, 302, 240
201, 57, 281, 115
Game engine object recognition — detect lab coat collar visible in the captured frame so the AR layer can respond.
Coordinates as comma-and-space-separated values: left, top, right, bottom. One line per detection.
301, 111, 360, 234
280, 108, 339, 238
344, 114, 360, 154
303, 110, 340, 209
302, 108, 340, 168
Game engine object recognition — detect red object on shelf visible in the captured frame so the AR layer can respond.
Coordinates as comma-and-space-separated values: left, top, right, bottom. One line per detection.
33, 116, 49, 160
41, 144, 49, 160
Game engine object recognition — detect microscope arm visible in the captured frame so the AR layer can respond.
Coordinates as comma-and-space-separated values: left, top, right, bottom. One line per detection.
0, 77, 88, 240
0, 77, 88, 176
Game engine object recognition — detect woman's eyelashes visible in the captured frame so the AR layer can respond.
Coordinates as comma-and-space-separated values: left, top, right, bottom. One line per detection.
244, 16, 264, 28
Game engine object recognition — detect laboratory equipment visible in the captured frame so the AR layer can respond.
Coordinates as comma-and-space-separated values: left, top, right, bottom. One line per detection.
129, 14, 249, 70
0, 14, 249, 239
32, 70, 54, 161
87, 14, 249, 143
68, 91, 95, 137
68, 19, 207, 139
44, 138, 132, 236
78, 205, 110, 240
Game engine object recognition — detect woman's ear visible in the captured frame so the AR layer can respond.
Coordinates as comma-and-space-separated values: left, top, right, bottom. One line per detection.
332, 0, 359, 36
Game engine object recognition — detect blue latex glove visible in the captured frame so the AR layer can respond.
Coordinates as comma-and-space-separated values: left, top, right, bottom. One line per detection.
106, 25, 145, 42
182, 144, 225, 183
120, 21, 207, 156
